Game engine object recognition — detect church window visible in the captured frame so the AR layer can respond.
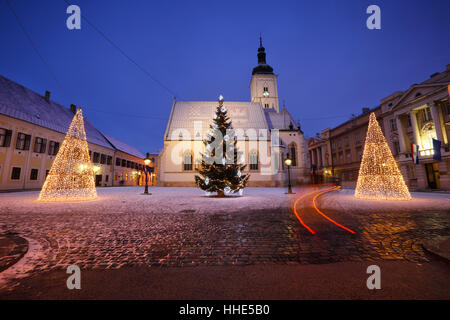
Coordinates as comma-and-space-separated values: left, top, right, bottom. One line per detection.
249, 151, 258, 170
183, 151, 193, 171
289, 143, 297, 166
264, 103, 269, 109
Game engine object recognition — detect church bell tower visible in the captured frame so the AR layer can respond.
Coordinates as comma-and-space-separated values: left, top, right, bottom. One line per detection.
250, 36, 280, 112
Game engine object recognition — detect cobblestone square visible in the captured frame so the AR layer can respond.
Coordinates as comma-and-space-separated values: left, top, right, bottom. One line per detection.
1, 186, 449, 292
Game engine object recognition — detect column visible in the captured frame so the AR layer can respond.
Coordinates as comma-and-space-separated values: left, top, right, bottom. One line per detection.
317, 147, 322, 168
321, 145, 326, 168
410, 110, 421, 148
429, 102, 445, 143
395, 115, 407, 154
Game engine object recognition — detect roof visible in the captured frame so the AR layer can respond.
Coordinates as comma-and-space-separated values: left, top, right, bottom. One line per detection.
102, 134, 145, 158
264, 108, 298, 130
0, 75, 144, 158
164, 100, 298, 140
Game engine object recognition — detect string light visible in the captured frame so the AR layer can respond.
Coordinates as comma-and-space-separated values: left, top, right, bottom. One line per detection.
38, 108, 97, 202
355, 112, 411, 200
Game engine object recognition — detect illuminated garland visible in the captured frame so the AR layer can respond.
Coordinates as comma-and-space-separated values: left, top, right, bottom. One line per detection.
355, 112, 411, 200
38, 108, 97, 202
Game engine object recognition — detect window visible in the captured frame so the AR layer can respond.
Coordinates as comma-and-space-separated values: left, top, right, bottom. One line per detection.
100, 154, 106, 164
183, 152, 193, 171
339, 152, 343, 164
356, 147, 362, 161
346, 150, 351, 163
107, 156, 112, 165
105, 175, 109, 182
0, 128, 12, 147
344, 136, 349, 147
331, 141, 336, 150
116, 157, 121, 166
393, 141, 401, 155
263, 87, 268, 92
48, 141, 59, 155
127, 161, 131, 168
407, 114, 412, 127
30, 169, 39, 180
93, 152, 100, 163
45, 170, 50, 177
11, 167, 21, 180
16, 133, 31, 150
422, 107, 432, 122
264, 103, 269, 109
337, 139, 342, 149
390, 119, 397, 131
33, 137, 47, 153
89, 151, 92, 159
121, 159, 126, 167
332, 153, 337, 164
355, 133, 360, 144
249, 151, 258, 170
289, 144, 297, 166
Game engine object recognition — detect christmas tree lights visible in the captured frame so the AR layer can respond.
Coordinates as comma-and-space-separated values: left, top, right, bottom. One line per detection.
38, 108, 97, 202
195, 95, 249, 197
355, 112, 411, 200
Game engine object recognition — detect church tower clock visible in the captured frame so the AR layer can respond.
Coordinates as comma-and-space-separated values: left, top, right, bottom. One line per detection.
250, 37, 280, 113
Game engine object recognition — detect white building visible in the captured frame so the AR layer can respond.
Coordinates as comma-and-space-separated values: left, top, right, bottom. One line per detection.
158, 38, 310, 187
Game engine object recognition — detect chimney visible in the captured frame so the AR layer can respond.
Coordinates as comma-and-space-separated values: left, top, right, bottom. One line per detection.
70, 104, 77, 114
44, 90, 51, 102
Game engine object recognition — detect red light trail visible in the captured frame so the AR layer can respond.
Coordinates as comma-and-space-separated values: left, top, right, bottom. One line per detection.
292, 185, 356, 235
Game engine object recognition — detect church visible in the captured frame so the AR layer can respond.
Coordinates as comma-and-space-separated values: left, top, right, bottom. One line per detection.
158, 38, 310, 187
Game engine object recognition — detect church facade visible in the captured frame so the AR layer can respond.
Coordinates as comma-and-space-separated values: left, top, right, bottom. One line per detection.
158, 39, 310, 187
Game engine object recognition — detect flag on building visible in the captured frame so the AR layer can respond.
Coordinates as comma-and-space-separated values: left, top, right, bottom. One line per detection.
411, 143, 419, 164
433, 138, 442, 161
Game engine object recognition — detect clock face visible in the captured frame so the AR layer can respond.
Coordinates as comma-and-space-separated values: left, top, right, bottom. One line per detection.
263, 91, 269, 97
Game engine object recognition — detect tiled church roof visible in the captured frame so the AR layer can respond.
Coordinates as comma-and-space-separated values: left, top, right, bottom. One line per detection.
164, 100, 298, 140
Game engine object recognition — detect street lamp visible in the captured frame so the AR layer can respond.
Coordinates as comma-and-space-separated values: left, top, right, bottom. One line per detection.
143, 152, 151, 195
284, 154, 295, 194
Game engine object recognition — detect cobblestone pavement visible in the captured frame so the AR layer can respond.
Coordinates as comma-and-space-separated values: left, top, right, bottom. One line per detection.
0, 187, 448, 288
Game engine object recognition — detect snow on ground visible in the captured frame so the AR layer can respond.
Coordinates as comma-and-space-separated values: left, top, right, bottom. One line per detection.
319, 188, 450, 213
0, 187, 296, 215
0, 186, 448, 215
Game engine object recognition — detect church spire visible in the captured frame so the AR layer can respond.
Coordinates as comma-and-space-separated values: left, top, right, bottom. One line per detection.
252, 35, 273, 75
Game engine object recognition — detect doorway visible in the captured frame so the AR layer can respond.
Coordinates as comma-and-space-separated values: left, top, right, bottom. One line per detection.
425, 163, 440, 189
95, 174, 102, 187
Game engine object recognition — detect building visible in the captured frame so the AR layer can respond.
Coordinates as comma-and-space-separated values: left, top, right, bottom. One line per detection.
158, 38, 310, 187
309, 64, 450, 190
0, 75, 149, 191
327, 107, 383, 187
381, 65, 450, 190
308, 128, 332, 184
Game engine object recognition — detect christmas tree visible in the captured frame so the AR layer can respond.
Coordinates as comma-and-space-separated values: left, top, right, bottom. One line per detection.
38, 108, 97, 202
355, 112, 411, 200
195, 95, 249, 197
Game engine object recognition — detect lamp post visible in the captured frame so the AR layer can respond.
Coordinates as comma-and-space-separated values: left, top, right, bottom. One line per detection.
144, 152, 151, 195
284, 154, 295, 194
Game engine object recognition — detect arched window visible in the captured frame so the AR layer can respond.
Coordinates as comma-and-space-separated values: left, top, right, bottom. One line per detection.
289, 143, 297, 167
249, 151, 258, 170
183, 151, 193, 171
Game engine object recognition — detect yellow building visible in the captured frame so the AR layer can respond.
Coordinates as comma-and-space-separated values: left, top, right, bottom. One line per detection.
0, 75, 150, 191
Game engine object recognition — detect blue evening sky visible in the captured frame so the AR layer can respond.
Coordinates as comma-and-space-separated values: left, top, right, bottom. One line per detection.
1, 0, 449, 154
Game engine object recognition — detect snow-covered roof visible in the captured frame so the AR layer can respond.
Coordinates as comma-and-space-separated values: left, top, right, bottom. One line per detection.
102, 134, 145, 158
0, 75, 143, 158
264, 108, 298, 130
164, 100, 299, 140
165, 100, 270, 140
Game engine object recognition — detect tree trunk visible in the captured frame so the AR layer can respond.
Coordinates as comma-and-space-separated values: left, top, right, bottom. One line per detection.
217, 190, 225, 197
